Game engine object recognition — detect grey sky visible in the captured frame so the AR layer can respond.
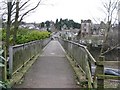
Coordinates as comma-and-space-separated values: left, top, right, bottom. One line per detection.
23, 0, 107, 23
1, 0, 118, 23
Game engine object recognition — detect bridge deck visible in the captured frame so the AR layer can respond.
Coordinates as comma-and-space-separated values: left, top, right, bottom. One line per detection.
14, 40, 78, 88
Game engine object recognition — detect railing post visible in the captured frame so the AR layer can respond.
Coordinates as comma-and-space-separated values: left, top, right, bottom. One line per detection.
9, 46, 13, 79
85, 55, 93, 88
23, 44, 25, 67
97, 56, 105, 89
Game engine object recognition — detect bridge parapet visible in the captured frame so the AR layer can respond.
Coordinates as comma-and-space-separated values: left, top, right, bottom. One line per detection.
58, 38, 96, 88
58, 38, 120, 88
9, 38, 51, 77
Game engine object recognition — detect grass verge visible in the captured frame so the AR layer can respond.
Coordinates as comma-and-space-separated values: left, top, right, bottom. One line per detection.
7, 53, 41, 88
65, 54, 88, 88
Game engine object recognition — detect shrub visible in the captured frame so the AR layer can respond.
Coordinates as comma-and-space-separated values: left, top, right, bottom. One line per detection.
2, 28, 51, 44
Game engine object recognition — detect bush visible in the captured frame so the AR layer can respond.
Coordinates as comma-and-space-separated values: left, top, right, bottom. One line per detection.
2, 28, 51, 44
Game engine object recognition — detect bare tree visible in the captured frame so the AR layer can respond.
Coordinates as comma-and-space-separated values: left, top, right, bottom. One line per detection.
100, 0, 119, 55
13, 0, 19, 45
6, 0, 12, 56
13, 0, 41, 44
1, 0, 41, 45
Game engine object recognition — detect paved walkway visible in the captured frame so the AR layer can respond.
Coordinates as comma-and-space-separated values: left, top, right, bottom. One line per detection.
14, 40, 78, 88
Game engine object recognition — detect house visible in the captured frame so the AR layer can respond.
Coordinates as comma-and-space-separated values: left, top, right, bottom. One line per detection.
99, 21, 106, 35
19, 22, 41, 30
49, 21, 56, 32
81, 19, 92, 37
92, 24, 100, 35
62, 24, 68, 30
92, 21, 107, 35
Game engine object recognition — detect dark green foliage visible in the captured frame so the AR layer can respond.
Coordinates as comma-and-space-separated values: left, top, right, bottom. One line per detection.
41, 22, 45, 28
55, 18, 81, 30
73, 22, 81, 29
45, 21, 50, 31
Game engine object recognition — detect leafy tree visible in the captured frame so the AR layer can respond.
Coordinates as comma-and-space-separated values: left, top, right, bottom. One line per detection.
73, 22, 81, 29
55, 19, 59, 29
55, 18, 81, 30
55, 19, 58, 25
45, 21, 50, 31
41, 22, 45, 28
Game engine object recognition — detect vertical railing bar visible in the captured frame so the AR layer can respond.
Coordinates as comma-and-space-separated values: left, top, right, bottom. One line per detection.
97, 56, 105, 89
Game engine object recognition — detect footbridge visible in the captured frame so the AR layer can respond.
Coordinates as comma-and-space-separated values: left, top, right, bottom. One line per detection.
0, 37, 120, 89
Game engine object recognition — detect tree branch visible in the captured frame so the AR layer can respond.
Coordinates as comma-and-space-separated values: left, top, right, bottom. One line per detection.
101, 44, 119, 55
110, 1, 118, 18
100, 0, 118, 55
11, 0, 16, 10
19, 0, 30, 10
19, 0, 41, 22
19, 4, 31, 12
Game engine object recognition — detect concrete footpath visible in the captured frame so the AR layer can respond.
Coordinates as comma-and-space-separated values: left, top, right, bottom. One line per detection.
14, 40, 78, 88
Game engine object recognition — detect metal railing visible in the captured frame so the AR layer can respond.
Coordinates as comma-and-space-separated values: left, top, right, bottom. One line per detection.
9, 38, 51, 76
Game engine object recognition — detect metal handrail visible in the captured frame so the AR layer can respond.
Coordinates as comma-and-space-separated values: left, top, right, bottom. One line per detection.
63, 39, 96, 64
58, 38, 97, 88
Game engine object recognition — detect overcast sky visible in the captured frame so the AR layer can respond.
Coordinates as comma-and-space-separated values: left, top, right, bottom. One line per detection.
22, 0, 117, 23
